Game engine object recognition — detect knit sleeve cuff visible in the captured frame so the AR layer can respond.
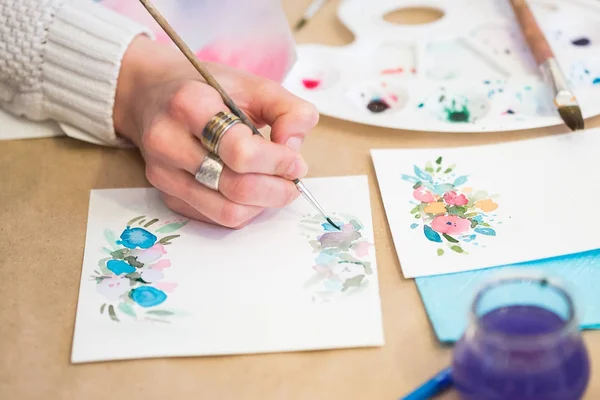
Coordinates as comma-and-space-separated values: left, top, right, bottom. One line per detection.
43, 1, 154, 147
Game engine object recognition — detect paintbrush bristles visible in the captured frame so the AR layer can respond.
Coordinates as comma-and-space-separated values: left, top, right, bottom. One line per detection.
558, 105, 585, 131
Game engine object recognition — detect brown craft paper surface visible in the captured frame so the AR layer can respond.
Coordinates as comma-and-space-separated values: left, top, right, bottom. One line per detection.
2, 1, 600, 399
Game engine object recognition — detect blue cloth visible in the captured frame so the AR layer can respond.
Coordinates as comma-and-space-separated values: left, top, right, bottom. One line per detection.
414, 249, 600, 343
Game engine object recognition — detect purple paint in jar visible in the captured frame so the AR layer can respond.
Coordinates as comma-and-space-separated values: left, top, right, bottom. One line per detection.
452, 273, 590, 400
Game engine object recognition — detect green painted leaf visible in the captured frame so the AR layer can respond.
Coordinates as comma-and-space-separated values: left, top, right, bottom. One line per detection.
470, 220, 478, 229
447, 206, 467, 216
443, 233, 459, 243
437, 249, 444, 256
110, 249, 129, 259
481, 222, 491, 227
410, 205, 421, 214
342, 275, 366, 291
100, 304, 106, 314
118, 302, 137, 317
146, 310, 174, 316
127, 215, 146, 227
144, 218, 159, 228
436, 157, 442, 165
436, 167, 442, 173
108, 305, 119, 322
103, 229, 118, 249
444, 168, 453, 174
98, 258, 111, 274
155, 221, 189, 234
159, 234, 181, 245
413, 182, 422, 189
363, 262, 373, 275
124, 256, 144, 269
464, 212, 478, 218
425, 166, 434, 173
451, 245, 464, 253
138, 219, 146, 226
415, 214, 421, 219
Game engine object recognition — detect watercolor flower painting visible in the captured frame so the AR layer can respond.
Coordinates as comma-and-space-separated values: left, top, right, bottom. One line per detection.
300, 214, 374, 302
91, 215, 188, 323
402, 157, 501, 256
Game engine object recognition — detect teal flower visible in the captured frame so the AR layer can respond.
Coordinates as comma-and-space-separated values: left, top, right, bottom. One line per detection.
130, 286, 167, 307
107, 259, 136, 275
117, 227, 157, 249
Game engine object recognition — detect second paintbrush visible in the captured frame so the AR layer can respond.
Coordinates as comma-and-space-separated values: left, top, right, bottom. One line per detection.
138, 0, 340, 230
509, 0, 584, 131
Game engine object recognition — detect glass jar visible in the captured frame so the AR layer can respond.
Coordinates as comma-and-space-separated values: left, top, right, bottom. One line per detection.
452, 271, 590, 400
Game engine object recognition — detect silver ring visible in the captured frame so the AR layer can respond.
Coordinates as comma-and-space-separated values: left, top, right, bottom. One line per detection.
194, 153, 224, 191
200, 111, 242, 155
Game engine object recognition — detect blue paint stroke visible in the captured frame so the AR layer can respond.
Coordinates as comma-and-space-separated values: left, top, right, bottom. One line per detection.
474, 227, 496, 236
107, 259, 136, 275
414, 166, 433, 182
453, 176, 469, 186
130, 286, 167, 307
593, 77, 600, 85
410, 223, 419, 229
117, 227, 157, 249
424, 225, 442, 243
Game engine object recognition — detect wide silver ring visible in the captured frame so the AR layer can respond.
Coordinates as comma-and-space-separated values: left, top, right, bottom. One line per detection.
200, 111, 242, 155
194, 153, 224, 191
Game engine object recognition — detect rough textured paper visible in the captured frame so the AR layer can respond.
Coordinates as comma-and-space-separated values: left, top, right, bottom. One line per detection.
372, 127, 600, 278
71, 175, 384, 363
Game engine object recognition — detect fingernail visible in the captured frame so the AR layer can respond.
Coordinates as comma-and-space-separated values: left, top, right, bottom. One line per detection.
286, 136, 303, 152
287, 157, 308, 178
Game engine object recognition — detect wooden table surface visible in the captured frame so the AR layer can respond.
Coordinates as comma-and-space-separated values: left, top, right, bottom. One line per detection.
1, 1, 599, 399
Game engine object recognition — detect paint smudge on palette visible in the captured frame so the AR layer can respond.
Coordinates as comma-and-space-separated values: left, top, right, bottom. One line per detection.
483, 80, 554, 117
346, 81, 409, 114
373, 42, 416, 77
418, 88, 490, 124
550, 22, 600, 49
295, 62, 340, 91
567, 58, 600, 88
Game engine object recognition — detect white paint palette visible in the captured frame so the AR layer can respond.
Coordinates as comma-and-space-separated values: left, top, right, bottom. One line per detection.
283, 0, 600, 132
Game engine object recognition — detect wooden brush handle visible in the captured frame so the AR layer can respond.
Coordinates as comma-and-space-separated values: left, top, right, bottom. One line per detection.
509, 0, 554, 65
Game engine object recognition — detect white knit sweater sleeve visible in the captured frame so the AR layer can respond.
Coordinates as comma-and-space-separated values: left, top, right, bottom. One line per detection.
0, 0, 153, 146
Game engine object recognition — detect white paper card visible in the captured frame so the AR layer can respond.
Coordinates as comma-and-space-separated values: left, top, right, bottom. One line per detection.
0, 110, 63, 140
71, 175, 384, 363
371, 127, 600, 278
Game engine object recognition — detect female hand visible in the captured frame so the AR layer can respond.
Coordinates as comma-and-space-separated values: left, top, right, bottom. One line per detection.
113, 36, 319, 228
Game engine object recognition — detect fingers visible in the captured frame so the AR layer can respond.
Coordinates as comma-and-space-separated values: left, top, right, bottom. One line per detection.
146, 163, 264, 229
243, 80, 319, 149
165, 80, 309, 178
144, 127, 299, 208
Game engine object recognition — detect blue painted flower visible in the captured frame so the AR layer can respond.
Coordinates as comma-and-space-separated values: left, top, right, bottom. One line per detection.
107, 259, 136, 275
130, 286, 167, 307
117, 227, 157, 249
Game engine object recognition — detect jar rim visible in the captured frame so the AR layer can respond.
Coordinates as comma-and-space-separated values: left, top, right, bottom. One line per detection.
468, 270, 578, 348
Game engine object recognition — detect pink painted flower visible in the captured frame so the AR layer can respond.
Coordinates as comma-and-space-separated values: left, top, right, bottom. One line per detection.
413, 187, 435, 203
96, 276, 130, 301
431, 215, 471, 235
129, 244, 166, 264
443, 191, 469, 206
154, 282, 179, 293
352, 241, 372, 257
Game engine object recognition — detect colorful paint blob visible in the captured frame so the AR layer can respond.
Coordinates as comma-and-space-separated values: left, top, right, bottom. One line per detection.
572, 37, 591, 46
367, 99, 390, 113
445, 100, 470, 122
593, 77, 600, 85
302, 79, 322, 90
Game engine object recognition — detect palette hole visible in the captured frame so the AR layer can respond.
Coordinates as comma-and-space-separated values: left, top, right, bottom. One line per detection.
383, 7, 445, 25
346, 81, 409, 115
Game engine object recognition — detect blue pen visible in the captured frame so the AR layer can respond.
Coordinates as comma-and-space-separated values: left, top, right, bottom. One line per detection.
400, 367, 453, 400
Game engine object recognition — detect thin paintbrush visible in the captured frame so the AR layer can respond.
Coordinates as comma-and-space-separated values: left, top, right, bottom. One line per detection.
138, 0, 340, 230
294, 0, 329, 32
509, 0, 584, 131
